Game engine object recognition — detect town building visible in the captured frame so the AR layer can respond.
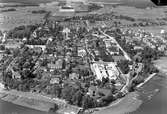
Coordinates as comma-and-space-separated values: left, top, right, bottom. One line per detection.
26, 45, 46, 51
78, 48, 86, 57
59, 6, 75, 12
91, 62, 119, 81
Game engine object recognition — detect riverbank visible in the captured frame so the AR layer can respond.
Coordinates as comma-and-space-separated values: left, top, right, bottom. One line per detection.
154, 57, 167, 74
85, 73, 157, 114
0, 90, 55, 112
94, 57, 167, 114
0, 73, 159, 114
0, 71, 157, 114
129, 58, 167, 114
0, 87, 81, 114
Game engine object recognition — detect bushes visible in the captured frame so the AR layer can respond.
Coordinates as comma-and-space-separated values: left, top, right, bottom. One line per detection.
7, 24, 38, 39
88, 4, 102, 12
1, 8, 16, 12
0, 45, 5, 50
49, 104, 59, 112
81, 95, 98, 109
118, 15, 135, 22
32, 10, 47, 14
117, 60, 130, 74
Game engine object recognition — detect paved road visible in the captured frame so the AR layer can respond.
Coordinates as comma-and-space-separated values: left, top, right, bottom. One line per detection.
100, 30, 132, 61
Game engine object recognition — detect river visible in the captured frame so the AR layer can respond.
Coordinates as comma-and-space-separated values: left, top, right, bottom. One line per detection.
131, 74, 167, 114
93, 57, 167, 114
131, 57, 167, 114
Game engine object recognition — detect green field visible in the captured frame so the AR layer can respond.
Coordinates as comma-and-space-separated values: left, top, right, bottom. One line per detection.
0, 0, 56, 4
0, 0, 163, 31
1, 0, 155, 7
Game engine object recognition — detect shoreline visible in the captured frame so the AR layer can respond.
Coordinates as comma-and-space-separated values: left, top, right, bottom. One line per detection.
91, 73, 157, 113
0, 72, 157, 114
0, 90, 55, 112
0, 87, 82, 114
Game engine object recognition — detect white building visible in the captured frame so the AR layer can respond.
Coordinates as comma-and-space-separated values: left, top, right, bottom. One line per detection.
26, 45, 46, 51
62, 27, 71, 39
92, 62, 119, 81
78, 49, 86, 57
106, 62, 119, 80
92, 63, 103, 80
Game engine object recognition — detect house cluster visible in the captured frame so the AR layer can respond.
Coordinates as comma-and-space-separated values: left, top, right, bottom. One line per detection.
24, 25, 94, 86
104, 39, 120, 55
84, 31, 131, 94
91, 62, 119, 81
122, 29, 167, 51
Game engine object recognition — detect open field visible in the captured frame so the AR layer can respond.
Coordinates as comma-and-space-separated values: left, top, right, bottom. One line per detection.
0, 6, 45, 31
154, 57, 167, 74
0, 0, 155, 7
122, 26, 167, 35
1, 5, 167, 31
0, 0, 56, 4
0, 0, 162, 31
113, 6, 166, 19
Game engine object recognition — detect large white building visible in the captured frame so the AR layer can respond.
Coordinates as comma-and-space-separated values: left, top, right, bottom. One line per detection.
59, 0, 88, 13
106, 62, 120, 80
91, 62, 119, 81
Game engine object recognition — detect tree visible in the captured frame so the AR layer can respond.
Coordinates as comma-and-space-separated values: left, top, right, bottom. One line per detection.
117, 60, 130, 74
35, 69, 43, 80
96, 79, 102, 86
82, 95, 90, 109
49, 104, 59, 112
82, 95, 97, 109
11, 79, 20, 89
13, 48, 20, 57
101, 93, 115, 104
40, 58, 48, 67
61, 85, 76, 103
132, 75, 144, 85
115, 92, 125, 99
53, 85, 62, 98
3, 71, 12, 84
21, 83, 30, 92
5, 48, 11, 54
72, 90, 83, 106
0, 45, 5, 50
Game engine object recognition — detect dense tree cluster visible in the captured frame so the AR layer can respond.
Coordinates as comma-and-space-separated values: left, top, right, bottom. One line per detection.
32, 10, 47, 14
117, 60, 130, 74
7, 25, 39, 39
26, 39, 46, 45
3, 45, 42, 87
67, 12, 135, 23
114, 34, 136, 58
1, 8, 16, 12
2, 70, 37, 92
88, 4, 102, 12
